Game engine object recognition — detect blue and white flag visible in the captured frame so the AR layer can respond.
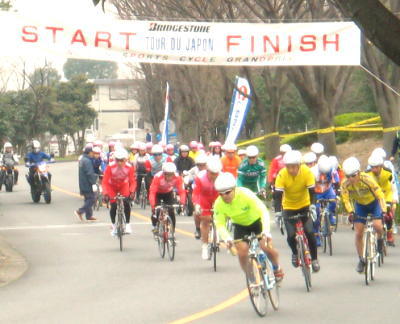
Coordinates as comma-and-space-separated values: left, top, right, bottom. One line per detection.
161, 82, 170, 145
225, 76, 252, 144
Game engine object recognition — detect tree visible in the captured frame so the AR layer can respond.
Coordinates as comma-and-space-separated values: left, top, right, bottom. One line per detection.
56, 75, 97, 153
0, 1, 11, 10
63, 59, 118, 80
333, 0, 400, 66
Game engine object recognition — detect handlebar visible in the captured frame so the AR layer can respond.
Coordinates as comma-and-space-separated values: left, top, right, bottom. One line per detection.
233, 233, 263, 243
155, 204, 181, 210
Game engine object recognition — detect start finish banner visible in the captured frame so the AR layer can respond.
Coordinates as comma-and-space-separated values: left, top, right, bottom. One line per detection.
0, 12, 361, 66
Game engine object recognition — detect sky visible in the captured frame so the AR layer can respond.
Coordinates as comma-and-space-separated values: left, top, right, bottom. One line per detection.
1, 0, 130, 89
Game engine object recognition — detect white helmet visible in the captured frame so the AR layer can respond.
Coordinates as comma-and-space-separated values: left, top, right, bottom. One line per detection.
114, 149, 128, 160
195, 153, 208, 164
238, 149, 247, 156
224, 142, 237, 152
162, 162, 177, 173
303, 152, 317, 164
328, 156, 339, 170
32, 140, 41, 149
342, 157, 361, 176
279, 144, 292, 153
3, 142, 12, 149
311, 142, 324, 154
151, 144, 163, 154
137, 142, 146, 151
371, 147, 387, 159
368, 154, 384, 167
283, 150, 302, 165
206, 157, 223, 173
246, 145, 259, 157
318, 155, 332, 173
214, 172, 236, 192
179, 144, 189, 152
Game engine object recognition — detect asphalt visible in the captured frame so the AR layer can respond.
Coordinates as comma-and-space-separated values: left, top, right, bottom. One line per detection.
0, 162, 399, 323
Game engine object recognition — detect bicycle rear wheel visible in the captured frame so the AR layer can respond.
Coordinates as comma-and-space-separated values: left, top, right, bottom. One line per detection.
297, 237, 312, 292
264, 259, 279, 310
166, 216, 175, 261
323, 213, 333, 256
279, 217, 285, 236
246, 257, 268, 317
157, 220, 166, 258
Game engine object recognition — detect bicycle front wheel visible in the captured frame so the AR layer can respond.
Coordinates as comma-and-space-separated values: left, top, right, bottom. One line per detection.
212, 222, 218, 272
264, 259, 279, 310
297, 237, 312, 292
117, 211, 124, 252
364, 232, 371, 285
246, 257, 268, 317
157, 221, 166, 258
279, 217, 285, 236
166, 216, 175, 261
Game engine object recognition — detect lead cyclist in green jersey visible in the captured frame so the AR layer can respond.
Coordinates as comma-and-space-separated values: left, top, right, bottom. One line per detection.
237, 145, 266, 194
214, 172, 284, 281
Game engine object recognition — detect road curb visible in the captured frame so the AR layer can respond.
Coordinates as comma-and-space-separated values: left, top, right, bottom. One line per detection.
0, 236, 28, 288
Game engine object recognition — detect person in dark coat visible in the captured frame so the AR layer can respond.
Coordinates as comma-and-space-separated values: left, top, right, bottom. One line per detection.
174, 144, 195, 175
75, 147, 99, 221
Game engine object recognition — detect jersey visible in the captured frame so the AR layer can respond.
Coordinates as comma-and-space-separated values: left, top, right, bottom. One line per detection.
188, 150, 200, 161
366, 168, 393, 203
214, 187, 270, 241
25, 151, 51, 165
274, 164, 315, 210
221, 155, 241, 178
268, 154, 285, 184
341, 172, 386, 213
192, 170, 219, 216
149, 171, 186, 208
313, 168, 339, 194
237, 158, 266, 192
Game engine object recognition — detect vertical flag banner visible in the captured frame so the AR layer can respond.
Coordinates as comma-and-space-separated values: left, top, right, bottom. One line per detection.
161, 82, 170, 145
226, 77, 252, 144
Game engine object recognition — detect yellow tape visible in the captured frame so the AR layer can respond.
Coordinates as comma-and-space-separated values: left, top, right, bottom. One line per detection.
317, 127, 335, 134
383, 126, 400, 133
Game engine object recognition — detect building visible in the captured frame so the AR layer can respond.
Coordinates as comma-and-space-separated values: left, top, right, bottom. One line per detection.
89, 79, 151, 144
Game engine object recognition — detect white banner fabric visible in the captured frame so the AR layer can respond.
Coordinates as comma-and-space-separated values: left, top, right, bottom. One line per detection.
0, 12, 360, 66
161, 82, 170, 145
226, 77, 252, 144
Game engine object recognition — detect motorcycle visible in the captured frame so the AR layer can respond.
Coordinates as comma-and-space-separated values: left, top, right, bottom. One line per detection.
0, 162, 16, 192
26, 160, 54, 204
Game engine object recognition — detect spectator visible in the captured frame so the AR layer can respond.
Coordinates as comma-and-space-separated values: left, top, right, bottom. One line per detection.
146, 129, 153, 143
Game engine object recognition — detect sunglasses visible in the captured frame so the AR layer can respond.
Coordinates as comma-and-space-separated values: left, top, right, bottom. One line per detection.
153, 153, 162, 156
219, 189, 233, 196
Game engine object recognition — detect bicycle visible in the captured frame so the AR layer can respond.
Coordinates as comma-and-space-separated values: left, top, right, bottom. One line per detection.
234, 233, 279, 317
137, 174, 148, 209
93, 182, 104, 211
287, 213, 312, 292
317, 199, 336, 256
154, 204, 179, 261
361, 214, 380, 285
113, 194, 127, 252
206, 211, 219, 272
275, 212, 285, 236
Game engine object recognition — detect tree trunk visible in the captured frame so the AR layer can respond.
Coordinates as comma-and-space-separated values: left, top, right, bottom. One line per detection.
56, 135, 68, 158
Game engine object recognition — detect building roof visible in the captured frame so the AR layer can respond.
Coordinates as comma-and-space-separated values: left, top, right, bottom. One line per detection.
91, 79, 142, 86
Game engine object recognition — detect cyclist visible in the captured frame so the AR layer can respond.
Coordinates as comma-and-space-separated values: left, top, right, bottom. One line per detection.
303, 152, 317, 169
106, 141, 116, 164
166, 144, 177, 162
175, 145, 195, 175
134, 142, 152, 204
2, 142, 19, 185
102, 149, 136, 235
149, 162, 186, 231
188, 141, 200, 160
210, 141, 222, 157
268, 144, 292, 211
128, 142, 139, 163
237, 145, 266, 195
341, 157, 385, 273
150, 144, 167, 177
145, 142, 153, 155
274, 150, 320, 272
310, 142, 324, 159
238, 149, 247, 161
313, 155, 340, 246
366, 154, 397, 246
214, 172, 284, 281
192, 157, 222, 259
221, 143, 241, 178
25, 140, 54, 186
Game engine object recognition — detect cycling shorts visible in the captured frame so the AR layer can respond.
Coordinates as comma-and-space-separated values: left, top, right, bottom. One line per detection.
233, 218, 262, 240
354, 200, 382, 224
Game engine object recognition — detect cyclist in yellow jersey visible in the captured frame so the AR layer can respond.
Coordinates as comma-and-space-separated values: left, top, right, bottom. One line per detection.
366, 154, 396, 246
214, 172, 284, 281
188, 141, 200, 160
274, 150, 320, 272
341, 157, 386, 273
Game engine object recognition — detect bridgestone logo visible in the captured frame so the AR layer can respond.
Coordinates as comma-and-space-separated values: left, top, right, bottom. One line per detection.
149, 23, 210, 33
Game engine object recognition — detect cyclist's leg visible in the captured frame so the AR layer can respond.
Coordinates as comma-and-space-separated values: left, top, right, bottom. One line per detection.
233, 223, 251, 274
354, 202, 367, 257
199, 212, 211, 244
301, 211, 318, 260
313, 200, 322, 246
123, 199, 131, 223
152, 193, 163, 227
110, 202, 117, 224
282, 210, 298, 256
164, 191, 176, 228
135, 174, 142, 198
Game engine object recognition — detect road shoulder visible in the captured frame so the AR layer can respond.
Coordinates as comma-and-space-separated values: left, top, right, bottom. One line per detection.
0, 236, 28, 288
